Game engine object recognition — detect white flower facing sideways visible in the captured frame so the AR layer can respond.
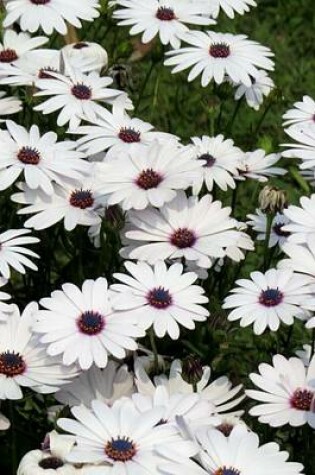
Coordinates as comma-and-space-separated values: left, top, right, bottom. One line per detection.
0, 228, 39, 279
3, 0, 100, 35
33, 278, 145, 370
55, 360, 134, 407
223, 268, 315, 335
233, 70, 274, 111
282, 125, 315, 171
188, 134, 243, 194
246, 354, 315, 429
202, 0, 257, 19
112, 0, 215, 49
282, 194, 315, 247
0, 121, 90, 194
235, 149, 286, 181
0, 92, 22, 117
121, 192, 253, 268
164, 31, 274, 87
57, 398, 197, 472
159, 424, 304, 475
34, 65, 130, 130
135, 358, 245, 415
246, 209, 291, 250
17, 430, 81, 475
61, 41, 109, 74
0, 29, 47, 69
11, 173, 106, 231
98, 141, 202, 210
110, 260, 209, 339
75, 103, 176, 156
283, 95, 315, 131
0, 303, 78, 400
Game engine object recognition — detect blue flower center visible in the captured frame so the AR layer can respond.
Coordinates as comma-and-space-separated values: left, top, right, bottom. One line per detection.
147, 287, 172, 309
0, 351, 26, 377
259, 288, 283, 307
77, 311, 105, 335
105, 437, 136, 462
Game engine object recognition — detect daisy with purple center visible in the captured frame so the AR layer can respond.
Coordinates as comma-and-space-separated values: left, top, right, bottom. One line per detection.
111, 260, 209, 339
246, 209, 291, 250
0, 29, 47, 69
33, 277, 145, 370
121, 191, 253, 268
246, 354, 315, 429
111, 0, 215, 49
235, 149, 286, 181
164, 31, 274, 87
232, 70, 274, 111
223, 268, 315, 335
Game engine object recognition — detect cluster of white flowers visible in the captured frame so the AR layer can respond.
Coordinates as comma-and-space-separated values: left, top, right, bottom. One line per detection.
0, 0, 312, 474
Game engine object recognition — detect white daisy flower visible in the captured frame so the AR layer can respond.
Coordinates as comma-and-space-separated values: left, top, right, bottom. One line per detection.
233, 70, 274, 111
246, 354, 315, 429
132, 384, 218, 429
0, 49, 60, 87
55, 361, 135, 407
235, 149, 286, 181
188, 134, 243, 194
246, 209, 291, 249
0, 228, 39, 279
282, 125, 315, 170
75, 103, 176, 156
135, 358, 245, 415
160, 425, 304, 475
164, 31, 274, 87
110, 260, 209, 339
98, 141, 202, 210
61, 41, 108, 74
11, 174, 106, 231
296, 345, 313, 367
121, 192, 253, 268
17, 430, 81, 475
33, 277, 145, 370
283, 95, 315, 130
0, 92, 22, 117
3, 0, 100, 35
0, 277, 13, 318
57, 398, 197, 470
202, 0, 257, 19
0, 120, 89, 194
282, 195, 315, 247
279, 241, 315, 278
0, 303, 77, 400
112, 0, 215, 49
0, 29, 47, 68
223, 268, 314, 335
34, 66, 130, 130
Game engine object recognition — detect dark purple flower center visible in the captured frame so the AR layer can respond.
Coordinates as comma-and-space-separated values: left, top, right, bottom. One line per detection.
77, 311, 105, 335
291, 388, 314, 412
30, 0, 51, 4
105, 437, 137, 461
17, 146, 41, 165
0, 351, 26, 377
73, 42, 89, 49
147, 287, 172, 309
259, 288, 283, 307
209, 43, 231, 59
71, 83, 92, 100
69, 189, 94, 209
39, 457, 64, 469
136, 169, 163, 190
170, 228, 196, 249
215, 468, 241, 475
198, 153, 216, 167
118, 127, 141, 143
156, 7, 176, 21
273, 223, 290, 237
0, 49, 18, 63
38, 67, 58, 79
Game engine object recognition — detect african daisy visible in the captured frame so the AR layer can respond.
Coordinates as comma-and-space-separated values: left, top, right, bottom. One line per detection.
235, 149, 286, 181
0, 228, 39, 279
0, 29, 47, 68
283, 95, 315, 130
246, 209, 291, 250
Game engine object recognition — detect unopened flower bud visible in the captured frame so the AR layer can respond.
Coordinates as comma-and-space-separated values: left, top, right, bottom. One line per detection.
259, 186, 287, 213
182, 355, 204, 386
62, 42, 108, 74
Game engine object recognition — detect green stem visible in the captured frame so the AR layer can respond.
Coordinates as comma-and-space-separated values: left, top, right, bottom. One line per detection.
263, 213, 274, 271
254, 101, 273, 136
311, 328, 315, 358
226, 98, 243, 135
134, 61, 156, 113
149, 329, 159, 374
9, 401, 17, 475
